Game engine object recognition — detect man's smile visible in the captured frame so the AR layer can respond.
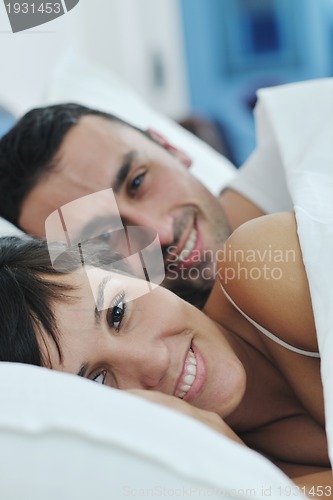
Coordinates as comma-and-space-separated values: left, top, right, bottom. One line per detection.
164, 217, 202, 272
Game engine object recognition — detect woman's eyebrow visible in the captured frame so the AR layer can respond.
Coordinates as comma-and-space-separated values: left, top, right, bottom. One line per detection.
75, 274, 114, 378
77, 363, 88, 378
94, 274, 114, 324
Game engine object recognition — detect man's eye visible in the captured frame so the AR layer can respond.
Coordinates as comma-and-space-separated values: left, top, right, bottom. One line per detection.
98, 231, 111, 243
107, 293, 126, 331
92, 370, 106, 385
129, 173, 145, 194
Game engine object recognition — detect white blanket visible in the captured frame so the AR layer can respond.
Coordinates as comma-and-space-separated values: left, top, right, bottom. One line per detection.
256, 79, 333, 467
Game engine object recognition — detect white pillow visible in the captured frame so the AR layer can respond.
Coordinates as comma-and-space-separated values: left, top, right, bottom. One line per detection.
0, 363, 294, 500
45, 51, 236, 196
0, 216, 23, 236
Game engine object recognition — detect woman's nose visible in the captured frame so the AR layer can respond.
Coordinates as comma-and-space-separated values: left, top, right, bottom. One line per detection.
114, 341, 170, 391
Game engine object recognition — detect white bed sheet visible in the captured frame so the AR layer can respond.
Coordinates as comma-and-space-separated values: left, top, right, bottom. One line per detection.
257, 78, 333, 467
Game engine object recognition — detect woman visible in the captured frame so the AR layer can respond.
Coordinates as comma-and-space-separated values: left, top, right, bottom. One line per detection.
0, 212, 331, 494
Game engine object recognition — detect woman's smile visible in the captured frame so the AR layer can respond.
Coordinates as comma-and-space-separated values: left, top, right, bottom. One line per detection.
182, 343, 207, 402
174, 343, 207, 402
174, 345, 197, 399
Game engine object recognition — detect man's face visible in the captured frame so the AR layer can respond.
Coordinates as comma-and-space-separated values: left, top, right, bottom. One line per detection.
19, 116, 230, 301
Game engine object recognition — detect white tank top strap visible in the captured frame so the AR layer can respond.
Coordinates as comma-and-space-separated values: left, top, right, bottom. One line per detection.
220, 283, 320, 359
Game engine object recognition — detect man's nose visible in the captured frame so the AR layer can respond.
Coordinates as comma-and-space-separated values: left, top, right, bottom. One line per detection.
121, 208, 174, 246
114, 341, 170, 391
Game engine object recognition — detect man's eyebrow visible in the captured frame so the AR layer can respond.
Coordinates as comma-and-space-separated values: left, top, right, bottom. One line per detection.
94, 274, 113, 324
69, 151, 138, 242
113, 151, 138, 193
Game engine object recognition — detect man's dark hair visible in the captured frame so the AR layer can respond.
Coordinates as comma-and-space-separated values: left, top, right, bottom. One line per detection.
0, 103, 139, 228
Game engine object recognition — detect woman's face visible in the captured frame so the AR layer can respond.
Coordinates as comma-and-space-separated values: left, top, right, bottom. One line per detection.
45, 267, 246, 418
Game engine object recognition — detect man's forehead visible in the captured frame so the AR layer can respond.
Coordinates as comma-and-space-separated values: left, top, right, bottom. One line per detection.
20, 115, 166, 235
63, 114, 145, 151
56, 115, 151, 182
59, 115, 130, 160
18, 118, 129, 233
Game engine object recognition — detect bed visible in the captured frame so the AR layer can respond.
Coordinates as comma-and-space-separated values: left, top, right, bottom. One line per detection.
0, 56, 331, 498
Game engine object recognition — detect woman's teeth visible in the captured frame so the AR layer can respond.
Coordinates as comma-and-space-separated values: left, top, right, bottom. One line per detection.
176, 228, 197, 262
176, 348, 197, 399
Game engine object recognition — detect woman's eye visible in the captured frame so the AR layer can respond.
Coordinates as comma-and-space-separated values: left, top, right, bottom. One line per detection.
107, 294, 126, 331
92, 370, 106, 385
129, 172, 145, 194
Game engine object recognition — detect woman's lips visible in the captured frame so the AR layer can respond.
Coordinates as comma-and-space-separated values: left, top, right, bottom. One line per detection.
174, 343, 206, 401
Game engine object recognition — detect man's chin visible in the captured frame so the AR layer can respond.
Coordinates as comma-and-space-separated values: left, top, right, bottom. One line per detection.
162, 265, 215, 308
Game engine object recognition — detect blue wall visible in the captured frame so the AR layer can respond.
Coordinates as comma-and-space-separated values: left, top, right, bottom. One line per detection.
180, 0, 333, 165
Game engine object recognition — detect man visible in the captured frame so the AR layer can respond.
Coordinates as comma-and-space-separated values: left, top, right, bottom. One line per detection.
0, 103, 291, 306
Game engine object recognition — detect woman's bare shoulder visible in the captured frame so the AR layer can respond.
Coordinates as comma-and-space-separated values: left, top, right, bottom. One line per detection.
217, 212, 318, 353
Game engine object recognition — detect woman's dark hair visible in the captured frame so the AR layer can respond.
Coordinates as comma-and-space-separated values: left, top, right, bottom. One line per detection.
0, 236, 77, 367
0, 235, 129, 368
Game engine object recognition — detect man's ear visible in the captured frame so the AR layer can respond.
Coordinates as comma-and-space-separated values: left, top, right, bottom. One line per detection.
147, 128, 192, 168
